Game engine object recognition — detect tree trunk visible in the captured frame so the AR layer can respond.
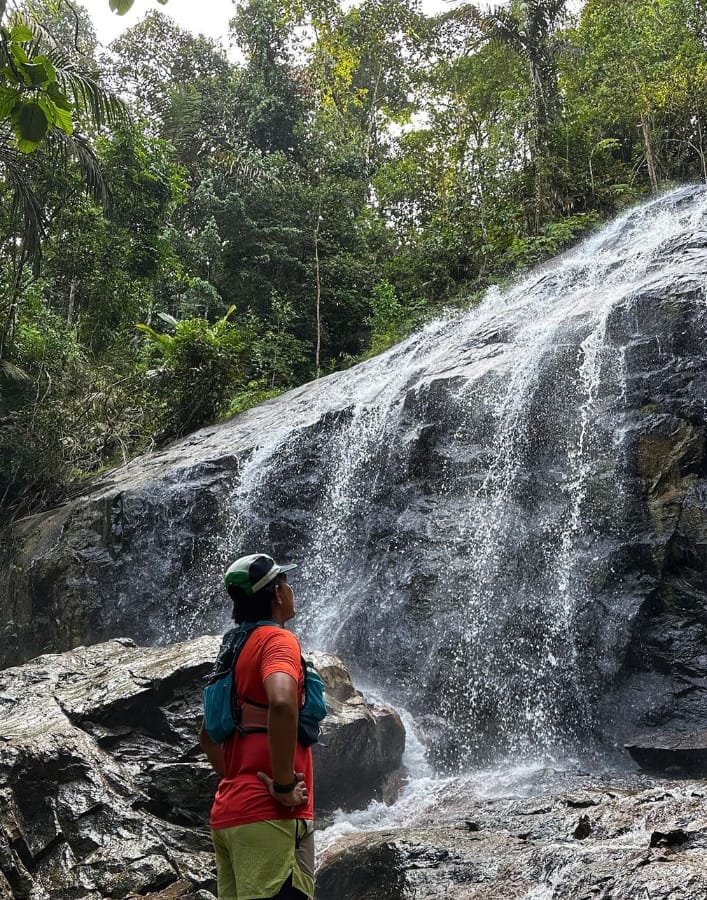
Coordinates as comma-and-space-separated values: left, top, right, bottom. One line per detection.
697, 117, 707, 184
640, 114, 659, 195
1, 244, 27, 360
314, 202, 322, 380
67, 279, 77, 324
588, 153, 595, 196
364, 63, 383, 182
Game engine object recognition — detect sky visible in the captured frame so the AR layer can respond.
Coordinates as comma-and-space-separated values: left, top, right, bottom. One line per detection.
87, 0, 465, 47
86, 0, 584, 53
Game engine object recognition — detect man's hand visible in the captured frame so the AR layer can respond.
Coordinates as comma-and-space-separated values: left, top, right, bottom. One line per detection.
257, 770, 309, 807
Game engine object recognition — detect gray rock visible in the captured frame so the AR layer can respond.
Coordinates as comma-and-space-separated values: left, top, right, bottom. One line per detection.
311, 653, 406, 812
626, 730, 707, 774
0, 638, 404, 898
316, 778, 707, 899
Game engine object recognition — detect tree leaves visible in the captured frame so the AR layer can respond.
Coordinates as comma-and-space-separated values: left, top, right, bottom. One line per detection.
109, 0, 136, 14
0, 13, 126, 161
11, 101, 50, 151
8, 24, 34, 43
109, 0, 168, 13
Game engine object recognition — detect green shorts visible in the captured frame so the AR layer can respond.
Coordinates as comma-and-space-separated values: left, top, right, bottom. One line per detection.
211, 818, 314, 900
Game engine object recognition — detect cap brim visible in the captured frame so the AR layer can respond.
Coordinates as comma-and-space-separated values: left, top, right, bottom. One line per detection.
250, 561, 299, 594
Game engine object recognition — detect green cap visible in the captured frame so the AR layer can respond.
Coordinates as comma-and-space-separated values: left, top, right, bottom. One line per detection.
224, 553, 297, 595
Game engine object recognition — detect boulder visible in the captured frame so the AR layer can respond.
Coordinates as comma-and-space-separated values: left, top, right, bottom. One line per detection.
626, 730, 707, 775
311, 653, 405, 812
0, 638, 405, 898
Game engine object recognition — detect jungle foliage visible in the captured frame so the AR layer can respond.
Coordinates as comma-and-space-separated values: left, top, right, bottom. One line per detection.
1, 0, 706, 521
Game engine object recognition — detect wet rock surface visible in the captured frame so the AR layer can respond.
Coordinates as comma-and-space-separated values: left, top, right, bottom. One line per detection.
626, 730, 707, 775
312, 654, 406, 813
2, 188, 707, 765
316, 771, 707, 899
0, 639, 404, 898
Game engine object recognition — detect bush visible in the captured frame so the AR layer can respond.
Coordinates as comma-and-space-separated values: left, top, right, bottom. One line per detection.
366, 279, 427, 355
137, 309, 253, 439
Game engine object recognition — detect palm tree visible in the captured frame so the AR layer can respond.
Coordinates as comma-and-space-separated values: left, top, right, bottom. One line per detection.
471, 0, 568, 229
0, 6, 127, 353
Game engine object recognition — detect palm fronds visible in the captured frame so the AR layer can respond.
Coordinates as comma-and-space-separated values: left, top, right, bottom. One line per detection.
0, 358, 29, 381
46, 129, 108, 204
0, 137, 46, 258
480, 7, 528, 54
212, 147, 283, 189
0, 10, 127, 260
45, 48, 128, 129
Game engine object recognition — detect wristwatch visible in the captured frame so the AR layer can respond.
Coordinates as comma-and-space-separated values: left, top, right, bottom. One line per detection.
273, 776, 298, 794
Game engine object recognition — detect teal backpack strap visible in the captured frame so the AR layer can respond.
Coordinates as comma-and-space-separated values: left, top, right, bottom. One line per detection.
203, 620, 282, 743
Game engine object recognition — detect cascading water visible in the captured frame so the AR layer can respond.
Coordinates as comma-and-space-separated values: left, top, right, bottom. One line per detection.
210, 186, 707, 772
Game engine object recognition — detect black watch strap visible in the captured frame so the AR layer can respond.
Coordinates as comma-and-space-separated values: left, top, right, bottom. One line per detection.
273, 776, 298, 794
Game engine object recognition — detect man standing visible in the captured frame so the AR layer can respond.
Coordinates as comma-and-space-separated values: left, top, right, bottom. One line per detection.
200, 553, 314, 900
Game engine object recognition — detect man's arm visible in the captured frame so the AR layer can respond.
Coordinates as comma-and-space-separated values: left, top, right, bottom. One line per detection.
199, 722, 225, 777
257, 671, 308, 808
264, 671, 298, 784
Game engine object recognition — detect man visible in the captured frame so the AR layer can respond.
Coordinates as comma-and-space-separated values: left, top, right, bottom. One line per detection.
200, 553, 314, 900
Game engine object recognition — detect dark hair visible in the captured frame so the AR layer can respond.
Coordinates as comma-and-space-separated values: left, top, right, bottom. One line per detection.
228, 577, 283, 623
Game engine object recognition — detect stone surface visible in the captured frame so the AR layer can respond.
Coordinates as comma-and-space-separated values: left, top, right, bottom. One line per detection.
0, 638, 404, 898
312, 654, 406, 813
316, 775, 707, 899
3, 188, 707, 767
626, 730, 707, 775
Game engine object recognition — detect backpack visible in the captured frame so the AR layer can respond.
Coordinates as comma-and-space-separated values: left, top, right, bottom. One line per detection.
203, 621, 327, 746
297, 659, 327, 747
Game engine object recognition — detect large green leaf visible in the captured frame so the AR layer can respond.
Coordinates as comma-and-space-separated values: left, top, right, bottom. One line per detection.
47, 82, 72, 112
9, 24, 34, 42
136, 323, 172, 347
8, 42, 29, 64
11, 101, 49, 151
37, 96, 74, 136
0, 87, 20, 118
21, 60, 54, 87
109, 0, 136, 14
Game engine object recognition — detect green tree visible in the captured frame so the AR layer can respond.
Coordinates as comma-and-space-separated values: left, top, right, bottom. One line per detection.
230, 0, 305, 155
470, 0, 569, 227
109, 12, 235, 170
0, 5, 129, 356
39, 125, 186, 352
566, 0, 707, 197
374, 8, 527, 295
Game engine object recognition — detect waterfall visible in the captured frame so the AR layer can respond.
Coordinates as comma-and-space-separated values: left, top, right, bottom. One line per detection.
211, 186, 707, 768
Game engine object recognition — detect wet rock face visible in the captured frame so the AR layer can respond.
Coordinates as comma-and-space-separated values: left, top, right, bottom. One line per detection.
312, 653, 406, 813
3, 189, 707, 766
0, 637, 217, 900
316, 778, 707, 899
0, 639, 404, 898
0, 468, 232, 668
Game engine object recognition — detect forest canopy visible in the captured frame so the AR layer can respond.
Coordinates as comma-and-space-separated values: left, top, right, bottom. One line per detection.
1, 0, 706, 523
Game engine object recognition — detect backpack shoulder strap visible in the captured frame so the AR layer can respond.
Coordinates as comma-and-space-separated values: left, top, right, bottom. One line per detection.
231, 619, 283, 708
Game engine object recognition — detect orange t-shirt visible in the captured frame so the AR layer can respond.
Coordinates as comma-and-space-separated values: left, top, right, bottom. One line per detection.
209, 625, 315, 828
